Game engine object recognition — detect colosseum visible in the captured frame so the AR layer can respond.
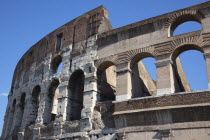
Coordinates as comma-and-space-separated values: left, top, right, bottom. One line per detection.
2, 2, 210, 140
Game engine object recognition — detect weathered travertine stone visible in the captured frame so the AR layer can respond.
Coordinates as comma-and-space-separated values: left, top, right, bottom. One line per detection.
2, 2, 210, 140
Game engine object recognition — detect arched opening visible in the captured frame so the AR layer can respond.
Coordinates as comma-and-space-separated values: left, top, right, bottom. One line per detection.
130, 53, 157, 98
31, 85, 41, 124
51, 55, 62, 73
68, 70, 85, 121
18, 93, 26, 126
171, 45, 208, 92
169, 15, 202, 37
12, 99, 16, 110
173, 21, 202, 36
44, 79, 59, 124
97, 62, 116, 102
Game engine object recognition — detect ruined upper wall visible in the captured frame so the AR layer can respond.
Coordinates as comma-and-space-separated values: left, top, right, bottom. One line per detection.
11, 6, 112, 91
97, 2, 210, 49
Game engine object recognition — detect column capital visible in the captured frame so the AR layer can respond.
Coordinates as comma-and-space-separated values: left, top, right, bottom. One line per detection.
116, 62, 131, 74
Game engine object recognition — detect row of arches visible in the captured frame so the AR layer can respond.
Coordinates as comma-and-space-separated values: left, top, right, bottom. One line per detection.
97, 44, 208, 101
5, 15, 207, 132
6, 69, 84, 132
97, 17, 205, 101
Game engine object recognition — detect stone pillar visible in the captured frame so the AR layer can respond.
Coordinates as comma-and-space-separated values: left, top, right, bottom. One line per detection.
115, 62, 132, 101
81, 64, 97, 131
56, 82, 69, 122
12, 105, 23, 128
204, 52, 210, 89
155, 59, 175, 96
35, 88, 47, 126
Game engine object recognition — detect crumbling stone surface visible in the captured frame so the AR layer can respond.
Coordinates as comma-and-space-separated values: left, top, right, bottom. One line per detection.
62, 120, 80, 134
94, 102, 115, 129
40, 123, 54, 137
23, 125, 34, 140
92, 111, 105, 130
2, 2, 210, 140
114, 91, 210, 112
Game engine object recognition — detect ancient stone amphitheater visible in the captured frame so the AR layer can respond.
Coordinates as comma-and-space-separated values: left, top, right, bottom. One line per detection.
2, 2, 210, 140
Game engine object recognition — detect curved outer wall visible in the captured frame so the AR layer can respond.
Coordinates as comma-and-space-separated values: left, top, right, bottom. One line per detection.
2, 2, 210, 140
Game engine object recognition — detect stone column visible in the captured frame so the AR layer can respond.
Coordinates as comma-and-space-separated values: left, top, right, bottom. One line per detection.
81, 72, 97, 131
56, 82, 69, 122
35, 88, 47, 126
12, 104, 23, 129
204, 52, 210, 89
115, 62, 132, 101
155, 59, 175, 96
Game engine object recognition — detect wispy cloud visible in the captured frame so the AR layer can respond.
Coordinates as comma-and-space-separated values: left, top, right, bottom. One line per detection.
0, 93, 8, 96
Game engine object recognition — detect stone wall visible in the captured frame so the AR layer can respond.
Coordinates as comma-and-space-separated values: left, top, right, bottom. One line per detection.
2, 2, 210, 140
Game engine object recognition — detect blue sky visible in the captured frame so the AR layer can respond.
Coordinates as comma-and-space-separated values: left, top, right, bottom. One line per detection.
0, 0, 209, 135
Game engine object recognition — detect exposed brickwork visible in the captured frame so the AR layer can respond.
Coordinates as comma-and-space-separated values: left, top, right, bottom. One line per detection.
114, 91, 210, 112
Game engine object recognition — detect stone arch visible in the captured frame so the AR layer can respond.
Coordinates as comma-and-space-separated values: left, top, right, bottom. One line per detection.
31, 85, 41, 124
130, 52, 157, 97
17, 93, 26, 126
166, 9, 204, 37
97, 61, 116, 102
51, 55, 62, 73
170, 44, 207, 92
68, 69, 85, 121
171, 44, 204, 61
44, 79, 60, 124
130, 52, 155, 68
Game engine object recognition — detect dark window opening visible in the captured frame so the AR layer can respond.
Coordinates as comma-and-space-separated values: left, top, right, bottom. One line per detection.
31, 85, 41, 124
12, 99, 16, 110
51, 55, 62, 73
18, 93, 26, 126
45, 79, 60, 124
57, 33, 63, 49
68, 70, 85, 121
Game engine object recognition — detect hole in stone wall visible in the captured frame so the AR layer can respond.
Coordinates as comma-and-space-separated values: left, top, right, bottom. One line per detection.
18, 93, 26, 126
97, 63, 116, 102
173, 50, 208, 92
12, 99, 16, 109
57, 33, 63, 49
131, 55, 157, 98
172, 21, 202, 36
51, 55, 62, 73
68, 70, 85, 121
45, 79, 60, 124
31, 85, 41, 124
57, 63, 62, 73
